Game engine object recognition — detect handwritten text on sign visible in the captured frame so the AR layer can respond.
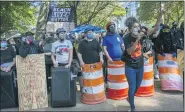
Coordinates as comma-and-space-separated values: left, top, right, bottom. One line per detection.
48, 7, 74, 22
16, 54, 48, 111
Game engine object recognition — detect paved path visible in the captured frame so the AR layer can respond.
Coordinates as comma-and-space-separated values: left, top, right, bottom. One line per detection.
1, 87, 183, 111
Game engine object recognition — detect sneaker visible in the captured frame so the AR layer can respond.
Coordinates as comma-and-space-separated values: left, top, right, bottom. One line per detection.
154, 75, 159, 79
128, 109, 135, 112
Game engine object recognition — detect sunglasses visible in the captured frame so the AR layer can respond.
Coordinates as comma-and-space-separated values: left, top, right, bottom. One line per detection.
162, 29, 170, 32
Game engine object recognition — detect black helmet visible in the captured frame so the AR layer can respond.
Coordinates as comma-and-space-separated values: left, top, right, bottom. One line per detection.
56, 28, 66, 35
172, 21, 178, 27
25, 31, 34, 36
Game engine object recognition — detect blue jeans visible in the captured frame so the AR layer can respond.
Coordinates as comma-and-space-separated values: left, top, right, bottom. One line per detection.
125, 65, 144, 110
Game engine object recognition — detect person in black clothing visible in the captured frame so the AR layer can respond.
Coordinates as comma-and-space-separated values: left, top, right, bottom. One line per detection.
0, 39, 16, 72
119, 29, 124, 38
77, 28, 104, 92
141, 26, 160, 79
77, 28, 103, 66
77, 28, 106, 104
19, 32, 43, 58
155, 25, 177, 58
122, 9, 163, 111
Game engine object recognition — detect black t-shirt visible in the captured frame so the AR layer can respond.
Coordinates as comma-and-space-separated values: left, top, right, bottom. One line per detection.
123, 34, 143, 69
78, 39, 101, 64
0, 47, 16, 64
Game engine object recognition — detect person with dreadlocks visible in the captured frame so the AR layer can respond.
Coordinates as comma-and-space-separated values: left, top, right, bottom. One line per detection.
122, 8, 164, 111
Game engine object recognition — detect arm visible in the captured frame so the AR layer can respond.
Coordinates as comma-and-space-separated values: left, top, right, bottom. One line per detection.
68, 41, 73, 66
77, 42, 85, 66
97, 41, 103, 63
103, 46, 112, 61
120, 37, 125, 51
99, 52, 103, 61
19, 42, 29, 58
68, 48, 73, 66
51, 53, 56, 65
126, 39, 140, 55
9, 58, 16, 68
6, 58, 16, 72
6, 48, 16, 72
121, 44, 125, 51
143, 51, 152, 56
127, 33, 145, 55
102, 37, 112, 61
147, 12, 162, 36
143, 51, 152, 59
77, 52, 84, 63
99, 51, 104, 64
51, 43, 57, 67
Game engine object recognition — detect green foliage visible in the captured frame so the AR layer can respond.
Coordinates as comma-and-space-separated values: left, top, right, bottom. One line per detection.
58, 1, 126, 28
0, 1, 37, 34
137, 1, 184, 27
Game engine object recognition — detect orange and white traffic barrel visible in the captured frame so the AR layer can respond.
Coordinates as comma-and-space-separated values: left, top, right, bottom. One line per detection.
81, 62, 106, 104
158, 53, 183, 91
107, 61, 128, 100
135, 56, 155, 97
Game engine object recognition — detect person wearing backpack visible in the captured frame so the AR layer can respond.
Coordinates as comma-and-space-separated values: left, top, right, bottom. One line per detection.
173, 21, 184, 51
155, 24, 177, 57
140, 26, 153, 59
141, 26, 160, 79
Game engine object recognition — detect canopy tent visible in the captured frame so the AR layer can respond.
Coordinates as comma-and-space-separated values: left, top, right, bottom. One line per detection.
1, 30, 22, 41
71, 25, 105, 33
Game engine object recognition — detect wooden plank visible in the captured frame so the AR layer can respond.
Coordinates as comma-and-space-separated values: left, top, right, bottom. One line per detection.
16, 54, 48, 111
177, 50, 184, 77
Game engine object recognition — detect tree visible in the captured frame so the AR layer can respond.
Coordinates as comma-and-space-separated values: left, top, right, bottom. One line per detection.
58, 1, 126, 28
35, 2, 50, 40
0, 1, 37, 34
137, 1, 184, 27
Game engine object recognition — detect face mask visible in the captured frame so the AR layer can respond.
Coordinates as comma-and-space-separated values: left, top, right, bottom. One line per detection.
26, 38, 33, 44
1, 41, 7, 48
109, 25, 116, 33
132, 27, 140, 36
59, 38, 64, 41
87, 33, 93, 39
59, 33, 66, 41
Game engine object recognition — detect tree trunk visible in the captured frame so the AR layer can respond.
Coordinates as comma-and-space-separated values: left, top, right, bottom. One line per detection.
73, 1, 79, 28
35, 2, 50, 40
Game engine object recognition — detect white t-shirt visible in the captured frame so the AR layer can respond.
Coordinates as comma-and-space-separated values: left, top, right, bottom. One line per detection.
51, 40, 72, 64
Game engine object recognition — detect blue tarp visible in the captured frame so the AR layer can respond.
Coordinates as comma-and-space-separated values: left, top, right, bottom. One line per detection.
71, 25, 105, 33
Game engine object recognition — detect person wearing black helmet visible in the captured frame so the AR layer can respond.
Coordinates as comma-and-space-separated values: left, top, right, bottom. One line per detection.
51, 28, 73, 68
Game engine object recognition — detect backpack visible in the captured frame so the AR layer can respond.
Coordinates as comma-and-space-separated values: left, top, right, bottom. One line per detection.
142, 36, 153, 53
174, 29, 184, 50
155, 27, 177, 54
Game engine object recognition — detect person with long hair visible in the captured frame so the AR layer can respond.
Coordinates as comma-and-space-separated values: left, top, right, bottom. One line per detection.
122, 9, 164, 111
